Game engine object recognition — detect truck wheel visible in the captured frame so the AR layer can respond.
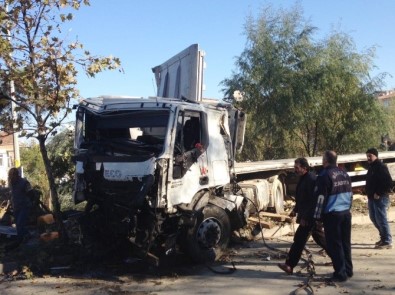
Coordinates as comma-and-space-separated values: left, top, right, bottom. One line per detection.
271, 177, 285, 214
185, 204, 230, 263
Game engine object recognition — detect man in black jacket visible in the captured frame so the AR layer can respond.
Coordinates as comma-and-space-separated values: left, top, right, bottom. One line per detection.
366, 148, 393, 249
278, 158, 327, 275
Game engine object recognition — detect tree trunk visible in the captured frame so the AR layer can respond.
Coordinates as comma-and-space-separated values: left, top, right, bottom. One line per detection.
37, 135, 67, 242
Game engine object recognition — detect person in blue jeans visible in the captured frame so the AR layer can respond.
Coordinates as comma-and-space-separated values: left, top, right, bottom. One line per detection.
366, 148, 393, 249
8, 167, 32, 243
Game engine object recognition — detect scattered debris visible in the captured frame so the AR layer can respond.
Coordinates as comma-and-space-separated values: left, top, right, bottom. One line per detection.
259, 253, 271, 261
0, 200, 10, 221
258, 212, 294, 223
247, 216, 274, 229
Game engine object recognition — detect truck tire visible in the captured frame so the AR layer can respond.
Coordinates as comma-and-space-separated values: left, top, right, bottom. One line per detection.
271, 177, 285, 214
185, 204, 230, 263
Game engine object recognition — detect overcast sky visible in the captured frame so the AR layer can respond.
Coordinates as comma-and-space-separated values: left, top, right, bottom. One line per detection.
70, 0, 395, 100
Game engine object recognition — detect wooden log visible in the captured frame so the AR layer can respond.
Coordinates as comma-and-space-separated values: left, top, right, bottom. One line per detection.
258, 212, 293, 223
37, 213, 55, 225
40, 231, 59, 242
0, 200, 10, 220
247, 216, 274, 229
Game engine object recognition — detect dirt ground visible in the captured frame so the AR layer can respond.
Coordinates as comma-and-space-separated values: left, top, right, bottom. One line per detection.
1, 198, 395, 295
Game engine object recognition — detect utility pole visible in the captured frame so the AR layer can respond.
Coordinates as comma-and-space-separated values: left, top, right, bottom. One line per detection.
10, 82, 20, 168
6, 2, 21, 168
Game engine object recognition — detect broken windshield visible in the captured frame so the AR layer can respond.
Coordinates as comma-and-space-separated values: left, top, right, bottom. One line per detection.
75, 109, 170, 156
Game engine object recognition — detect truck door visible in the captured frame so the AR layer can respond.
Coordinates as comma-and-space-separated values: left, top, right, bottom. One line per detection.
173, 110, 207, 179
167, 109, 210, 206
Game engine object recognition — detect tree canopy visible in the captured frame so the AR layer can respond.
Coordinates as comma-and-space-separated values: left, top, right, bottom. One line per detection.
222, 5, 387, 160
0, 0, 122, 237
0, 0, 121, 139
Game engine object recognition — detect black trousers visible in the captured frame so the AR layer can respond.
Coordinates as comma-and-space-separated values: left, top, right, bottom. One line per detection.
323, 211, 353, 280
286, 221, 327, 268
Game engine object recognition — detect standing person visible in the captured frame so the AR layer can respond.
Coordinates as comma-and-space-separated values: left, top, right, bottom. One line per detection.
365, 148, 393, 249
314, 151, 353, 282
8, 167, 32, 243
278, 158, 327, 275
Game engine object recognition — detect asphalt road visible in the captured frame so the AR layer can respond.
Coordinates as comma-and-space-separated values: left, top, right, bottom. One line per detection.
1, 209, 395, 295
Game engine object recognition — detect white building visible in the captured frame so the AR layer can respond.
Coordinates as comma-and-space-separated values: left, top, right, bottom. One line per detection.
0, 132, 15, 186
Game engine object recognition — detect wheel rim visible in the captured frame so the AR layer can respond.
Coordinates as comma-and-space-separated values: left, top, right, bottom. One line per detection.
196, 217, 222, 248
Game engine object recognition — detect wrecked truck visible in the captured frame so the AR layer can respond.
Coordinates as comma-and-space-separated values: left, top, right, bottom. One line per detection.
73, 95, 252, 263
72, 44, 395, 264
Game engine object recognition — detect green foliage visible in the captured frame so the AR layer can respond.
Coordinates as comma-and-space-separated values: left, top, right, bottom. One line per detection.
381, 99, 395, 149
0, 0, 122, 224
47, 128, 75, 180
47, 128, 75, 210
0, 0, 121, 140
222, 4, 387, 159
311, 32, 386, 153
21, 129, 76, 210
20, 141, 50, 204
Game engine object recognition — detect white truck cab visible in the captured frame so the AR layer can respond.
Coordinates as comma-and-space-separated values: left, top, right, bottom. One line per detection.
73, 94, 248, 263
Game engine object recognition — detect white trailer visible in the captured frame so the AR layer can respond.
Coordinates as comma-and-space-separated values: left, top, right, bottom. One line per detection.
234, 152, 395, 214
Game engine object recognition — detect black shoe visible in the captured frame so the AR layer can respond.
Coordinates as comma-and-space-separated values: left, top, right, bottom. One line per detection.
328, 272, 348, 282
277, 263, 293, 275
375, 240, 382, 246
329, 275, 348, 282
375, 241, 393, 249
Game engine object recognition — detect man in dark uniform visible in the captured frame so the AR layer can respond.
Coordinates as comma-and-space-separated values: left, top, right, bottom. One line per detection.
278, 157, 327, 275
365, 148, 393, 249
314, 150, 353, 282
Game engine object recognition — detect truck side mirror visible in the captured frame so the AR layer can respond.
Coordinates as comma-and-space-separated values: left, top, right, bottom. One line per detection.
235, 112, 246, 153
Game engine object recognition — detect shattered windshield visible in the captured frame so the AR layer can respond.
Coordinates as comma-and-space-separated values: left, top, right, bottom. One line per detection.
75, 109, 170, 156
